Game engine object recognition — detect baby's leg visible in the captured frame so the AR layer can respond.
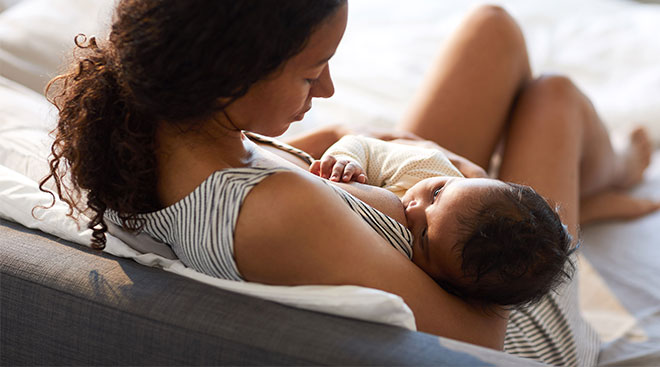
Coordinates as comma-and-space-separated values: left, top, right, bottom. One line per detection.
398, 5, 532, 170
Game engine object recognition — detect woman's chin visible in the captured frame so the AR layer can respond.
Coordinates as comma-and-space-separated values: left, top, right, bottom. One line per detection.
252, 123, 291, 137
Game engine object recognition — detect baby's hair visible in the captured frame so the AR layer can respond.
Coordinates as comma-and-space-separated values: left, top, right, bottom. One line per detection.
439, 182, 575, 309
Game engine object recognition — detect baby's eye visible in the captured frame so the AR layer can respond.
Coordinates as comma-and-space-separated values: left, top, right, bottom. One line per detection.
431, 186, 443, 202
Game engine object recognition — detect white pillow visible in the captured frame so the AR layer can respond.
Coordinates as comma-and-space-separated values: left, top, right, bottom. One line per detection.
0, 0, 24, 12
0, 163, 417, 331
0, 75, 53, 183
0, 0, 113, 93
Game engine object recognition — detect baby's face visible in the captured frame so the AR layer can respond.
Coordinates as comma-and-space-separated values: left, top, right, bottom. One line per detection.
401, 177, 508, 281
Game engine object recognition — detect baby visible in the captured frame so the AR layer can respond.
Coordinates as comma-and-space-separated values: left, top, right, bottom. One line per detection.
310, 135, 574, 308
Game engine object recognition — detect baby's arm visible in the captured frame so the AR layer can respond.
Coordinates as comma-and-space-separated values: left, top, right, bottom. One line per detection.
309, 155, 367, 183
310, 135, 371, 183
388, 139, 487, 178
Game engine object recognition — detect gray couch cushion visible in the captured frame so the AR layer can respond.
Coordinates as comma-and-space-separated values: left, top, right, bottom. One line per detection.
0, 218, 539, 365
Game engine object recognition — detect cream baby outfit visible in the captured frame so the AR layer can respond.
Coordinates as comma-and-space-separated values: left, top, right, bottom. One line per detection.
322, 135, 464, 197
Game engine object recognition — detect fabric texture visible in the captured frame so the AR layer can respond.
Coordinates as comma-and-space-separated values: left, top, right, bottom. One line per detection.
245, 131, 315, 165
0, 75, 53, 184
504, 261, 600, 367
0, 0, 112, 92
3, 218, 524, 366
323, 135, 463, 198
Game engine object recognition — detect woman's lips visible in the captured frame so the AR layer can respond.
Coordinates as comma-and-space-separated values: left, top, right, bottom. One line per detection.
293, 105, 312, 121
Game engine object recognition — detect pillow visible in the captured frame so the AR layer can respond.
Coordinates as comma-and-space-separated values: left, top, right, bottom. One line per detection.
0, 75, 53, 183
0, 163, 417, 331
0, 0, 113, 93
0, 0, 24, 12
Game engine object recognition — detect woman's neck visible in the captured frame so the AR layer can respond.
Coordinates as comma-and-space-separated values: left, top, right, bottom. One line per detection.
155, 121, 253, 207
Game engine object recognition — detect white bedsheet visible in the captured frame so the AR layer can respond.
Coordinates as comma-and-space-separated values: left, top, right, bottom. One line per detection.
579, 151, 660, 366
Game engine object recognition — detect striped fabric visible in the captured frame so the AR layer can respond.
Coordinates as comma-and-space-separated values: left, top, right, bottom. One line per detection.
105, 167, 414, 281
504, 257, 600, 367
244, 131, 315, 165
325, 182, 413, 259
505, 294, 577, 366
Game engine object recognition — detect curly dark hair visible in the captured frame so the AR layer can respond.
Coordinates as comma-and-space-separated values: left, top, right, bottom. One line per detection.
436, 182, 576, 310
40, 0, 347, 249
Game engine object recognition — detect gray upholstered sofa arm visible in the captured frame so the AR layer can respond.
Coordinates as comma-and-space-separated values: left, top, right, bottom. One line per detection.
1, 219, 540, 366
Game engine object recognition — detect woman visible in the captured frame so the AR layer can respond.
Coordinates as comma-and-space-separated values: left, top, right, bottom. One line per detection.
43, 0, 658, 363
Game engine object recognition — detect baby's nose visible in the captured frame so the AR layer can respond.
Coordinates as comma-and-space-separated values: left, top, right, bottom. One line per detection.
404, 200, 423, 226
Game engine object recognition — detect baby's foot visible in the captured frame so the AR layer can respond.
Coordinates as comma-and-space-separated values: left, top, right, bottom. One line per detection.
580, 190, 660, 225
614, 126, 652, 190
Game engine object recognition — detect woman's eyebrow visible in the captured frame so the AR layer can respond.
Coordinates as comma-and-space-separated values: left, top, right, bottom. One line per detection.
312, 53, 335, 67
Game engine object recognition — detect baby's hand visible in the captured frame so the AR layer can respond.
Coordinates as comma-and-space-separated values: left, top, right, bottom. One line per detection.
310, 155, 367, 183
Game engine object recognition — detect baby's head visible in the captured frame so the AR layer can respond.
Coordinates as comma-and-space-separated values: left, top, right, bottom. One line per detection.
402, 177, 574, 309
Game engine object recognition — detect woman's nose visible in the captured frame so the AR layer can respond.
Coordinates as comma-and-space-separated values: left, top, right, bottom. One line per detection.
311, 65, 334, 98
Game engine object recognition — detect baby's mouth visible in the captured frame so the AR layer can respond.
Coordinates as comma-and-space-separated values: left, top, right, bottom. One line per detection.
403, 200, 414, 229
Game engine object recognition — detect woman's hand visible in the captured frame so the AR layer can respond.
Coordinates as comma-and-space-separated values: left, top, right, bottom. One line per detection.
310, 155, 367, 183
449, 154, 489, 178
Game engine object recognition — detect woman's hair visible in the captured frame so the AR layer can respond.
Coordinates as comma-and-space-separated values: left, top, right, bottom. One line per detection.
41, 0, 346, 249
438, 182, 575, 310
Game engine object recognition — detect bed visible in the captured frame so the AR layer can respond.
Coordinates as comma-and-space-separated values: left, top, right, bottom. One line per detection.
1, 0, 659, 365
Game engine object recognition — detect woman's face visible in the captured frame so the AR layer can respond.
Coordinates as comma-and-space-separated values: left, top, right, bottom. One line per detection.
223, 4, 348, 137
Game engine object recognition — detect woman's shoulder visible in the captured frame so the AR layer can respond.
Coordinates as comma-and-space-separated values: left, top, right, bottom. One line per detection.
155, 167, 293, 213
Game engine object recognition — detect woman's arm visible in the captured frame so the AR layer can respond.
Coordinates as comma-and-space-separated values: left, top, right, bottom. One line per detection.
233, 171, 508, 349
282, 124, 427, 160
281, 124, 345, 159
283, 125, 487, 178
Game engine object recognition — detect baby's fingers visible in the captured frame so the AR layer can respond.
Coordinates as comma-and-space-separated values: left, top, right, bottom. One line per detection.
319, 156, 337, 179
341, 162, 365, 183
309, 160, 321, 176
330, 161, 347, 182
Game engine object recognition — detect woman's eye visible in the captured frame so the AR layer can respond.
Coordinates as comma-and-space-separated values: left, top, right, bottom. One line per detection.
305, 77, 320, 84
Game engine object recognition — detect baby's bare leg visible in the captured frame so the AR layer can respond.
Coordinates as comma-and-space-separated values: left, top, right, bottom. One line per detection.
398, 5, 531, 170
